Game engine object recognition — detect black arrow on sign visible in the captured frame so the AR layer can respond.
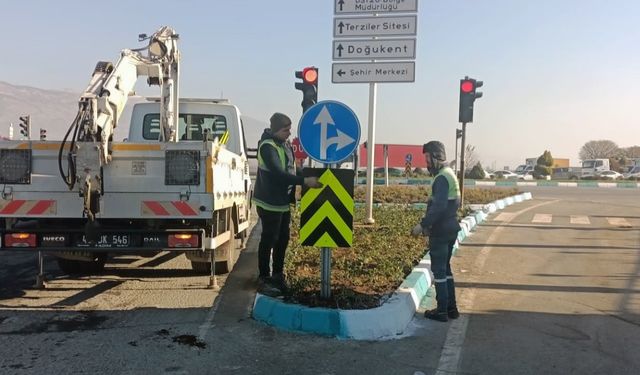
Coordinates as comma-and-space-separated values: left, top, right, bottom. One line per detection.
338, 0, 345, 11
336, 44, 344, 57
338, 21, 344, 34
337, 69, 345, 77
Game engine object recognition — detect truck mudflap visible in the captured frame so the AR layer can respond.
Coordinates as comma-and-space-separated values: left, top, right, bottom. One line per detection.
0, 228, 206, 253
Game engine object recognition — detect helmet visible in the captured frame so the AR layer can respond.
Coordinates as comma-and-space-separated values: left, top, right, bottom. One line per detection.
422, 141, 446, 161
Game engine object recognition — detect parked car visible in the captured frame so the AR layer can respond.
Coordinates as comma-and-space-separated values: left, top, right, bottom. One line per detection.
551, 167, 581, 180
624, 166, 640, 180
493, 170, 519, 179
518, 171, 535, 180
596, 170, 624, 180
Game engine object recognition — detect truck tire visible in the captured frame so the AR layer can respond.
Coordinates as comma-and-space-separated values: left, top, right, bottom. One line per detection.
56, 253, 108, 275
190, 225, 238, 274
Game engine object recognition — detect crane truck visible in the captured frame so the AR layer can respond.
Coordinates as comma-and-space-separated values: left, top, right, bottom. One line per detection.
0, 26, 252, 283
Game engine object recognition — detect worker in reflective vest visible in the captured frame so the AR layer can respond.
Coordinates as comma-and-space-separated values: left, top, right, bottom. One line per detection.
411, 140, 461, 322
252, 112, 323, 296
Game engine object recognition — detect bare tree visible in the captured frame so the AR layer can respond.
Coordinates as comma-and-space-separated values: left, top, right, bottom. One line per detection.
464, 144, 478, 170
579, 140, 619, 160
621, 146, 640, 158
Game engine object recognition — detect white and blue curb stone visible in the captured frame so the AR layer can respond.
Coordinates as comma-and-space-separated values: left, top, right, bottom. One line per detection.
252, 192, 533, 340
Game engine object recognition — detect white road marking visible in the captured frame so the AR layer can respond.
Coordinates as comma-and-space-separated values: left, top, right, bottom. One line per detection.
606, 217, 631, 227
532, 213, 552, 223
435, 199, 559, 375
198, 289, 223, 340
570, 215, 590, 225
493, 212, 516, 221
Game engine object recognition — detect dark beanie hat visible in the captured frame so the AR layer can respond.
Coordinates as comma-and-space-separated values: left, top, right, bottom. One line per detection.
270, 112, 292, 132
422, 141, 446, 161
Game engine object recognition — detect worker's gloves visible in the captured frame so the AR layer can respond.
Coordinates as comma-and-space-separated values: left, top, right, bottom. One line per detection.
304, 177, 324, 189
411, 224, 425, 237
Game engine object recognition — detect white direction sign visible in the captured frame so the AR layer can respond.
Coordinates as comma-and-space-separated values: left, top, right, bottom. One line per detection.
333, 38, 416, 60
332, 62, 415, 83
334, 15, 417, 38
334, 0, 418, 15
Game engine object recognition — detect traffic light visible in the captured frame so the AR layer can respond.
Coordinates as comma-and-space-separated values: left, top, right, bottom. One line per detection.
39, 128, 47, 141
456, 129, 463, 139
295, 67, 318, 113
19, 115, 30, 139
459, 77, 483, 123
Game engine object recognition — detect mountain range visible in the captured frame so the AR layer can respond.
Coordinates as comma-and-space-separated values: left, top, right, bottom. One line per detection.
0, 81, 267, 147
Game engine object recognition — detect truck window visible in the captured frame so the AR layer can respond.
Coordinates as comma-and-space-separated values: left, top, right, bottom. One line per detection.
143, 113, 228, 142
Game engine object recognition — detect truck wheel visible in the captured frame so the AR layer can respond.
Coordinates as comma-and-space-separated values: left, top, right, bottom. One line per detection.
56, 253, 107, 275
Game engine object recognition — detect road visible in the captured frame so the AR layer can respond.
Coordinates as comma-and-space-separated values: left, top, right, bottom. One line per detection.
0, 187, 638, 374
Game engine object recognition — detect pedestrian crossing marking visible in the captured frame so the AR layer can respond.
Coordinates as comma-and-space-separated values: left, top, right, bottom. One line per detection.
494, 212, 516, 221
299, 168, 354, 247
491, 212, 635, 227
532, 214, 552, 223
606, 217, 631, 227
570, 215, 590, 224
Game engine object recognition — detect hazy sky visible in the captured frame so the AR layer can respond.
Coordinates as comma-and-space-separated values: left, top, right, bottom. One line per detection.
1, 0, 638, 169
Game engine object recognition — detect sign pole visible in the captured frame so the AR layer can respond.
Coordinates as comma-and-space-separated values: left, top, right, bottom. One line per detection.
320, 247, 332, 299
364, 81, 377, 224
321, 161, 332, 300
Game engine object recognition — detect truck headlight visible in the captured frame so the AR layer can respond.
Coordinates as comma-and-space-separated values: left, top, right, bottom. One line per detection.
0, 149, 31, 184
165, 150, 200, 185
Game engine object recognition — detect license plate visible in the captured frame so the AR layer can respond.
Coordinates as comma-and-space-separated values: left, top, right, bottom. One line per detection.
76, 234, 131, 248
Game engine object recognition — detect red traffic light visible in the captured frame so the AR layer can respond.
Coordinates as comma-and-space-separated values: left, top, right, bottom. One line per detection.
302, 67, 318, 85
461, 80, 474, 93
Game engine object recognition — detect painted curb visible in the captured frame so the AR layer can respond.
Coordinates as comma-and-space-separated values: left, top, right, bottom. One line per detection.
252, 192, 533, 340
356, 178, 640, 188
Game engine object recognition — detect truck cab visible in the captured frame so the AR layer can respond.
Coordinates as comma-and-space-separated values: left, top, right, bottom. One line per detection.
128, 98, 249, 156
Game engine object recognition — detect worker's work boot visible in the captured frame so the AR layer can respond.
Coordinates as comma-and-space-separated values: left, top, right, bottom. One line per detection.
424, 309, 448, 322
271, 273, 289, 295
447, 307, 460, 319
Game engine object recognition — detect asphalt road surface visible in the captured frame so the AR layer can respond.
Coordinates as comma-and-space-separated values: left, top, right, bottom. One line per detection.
0, 187, 638, 374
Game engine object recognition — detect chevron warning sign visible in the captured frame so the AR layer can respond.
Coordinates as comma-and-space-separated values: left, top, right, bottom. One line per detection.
299, 168, 354, 247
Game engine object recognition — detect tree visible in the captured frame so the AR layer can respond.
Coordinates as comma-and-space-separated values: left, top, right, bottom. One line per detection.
621, 146, 640, 158
464, 144, 479, 171
467, 162, 486, 179
534, 150, 553, 177
579, 140, 619, 160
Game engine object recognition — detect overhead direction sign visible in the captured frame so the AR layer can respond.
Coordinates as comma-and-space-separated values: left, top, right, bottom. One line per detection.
334, 0, 418, 15
332, 61, 415, 83
333, 15, 417, 38
298, 100, 361, 164
333, 38, 416, 60
300, 168, 354, 247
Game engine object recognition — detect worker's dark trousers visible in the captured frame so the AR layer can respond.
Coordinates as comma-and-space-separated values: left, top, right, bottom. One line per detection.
256, 207, 291, 279
429, 232, 458, 312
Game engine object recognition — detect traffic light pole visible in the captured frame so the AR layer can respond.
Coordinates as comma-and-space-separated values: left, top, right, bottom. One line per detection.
455, 131, 459, 175
458, 123, 467, 207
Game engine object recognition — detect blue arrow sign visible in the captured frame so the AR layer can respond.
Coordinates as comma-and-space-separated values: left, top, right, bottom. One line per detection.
298, 100, 360, 164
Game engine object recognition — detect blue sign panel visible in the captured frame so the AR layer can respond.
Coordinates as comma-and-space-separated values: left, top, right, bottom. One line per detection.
298, 100, 360, 164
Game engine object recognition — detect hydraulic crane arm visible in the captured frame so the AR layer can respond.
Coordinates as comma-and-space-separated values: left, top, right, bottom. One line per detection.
58, 26, 180, 222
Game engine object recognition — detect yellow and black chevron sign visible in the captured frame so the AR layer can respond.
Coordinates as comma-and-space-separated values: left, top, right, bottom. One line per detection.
299, 168, 354, 247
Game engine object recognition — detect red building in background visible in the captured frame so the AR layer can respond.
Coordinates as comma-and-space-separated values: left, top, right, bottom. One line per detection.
358, 144, 426, 168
